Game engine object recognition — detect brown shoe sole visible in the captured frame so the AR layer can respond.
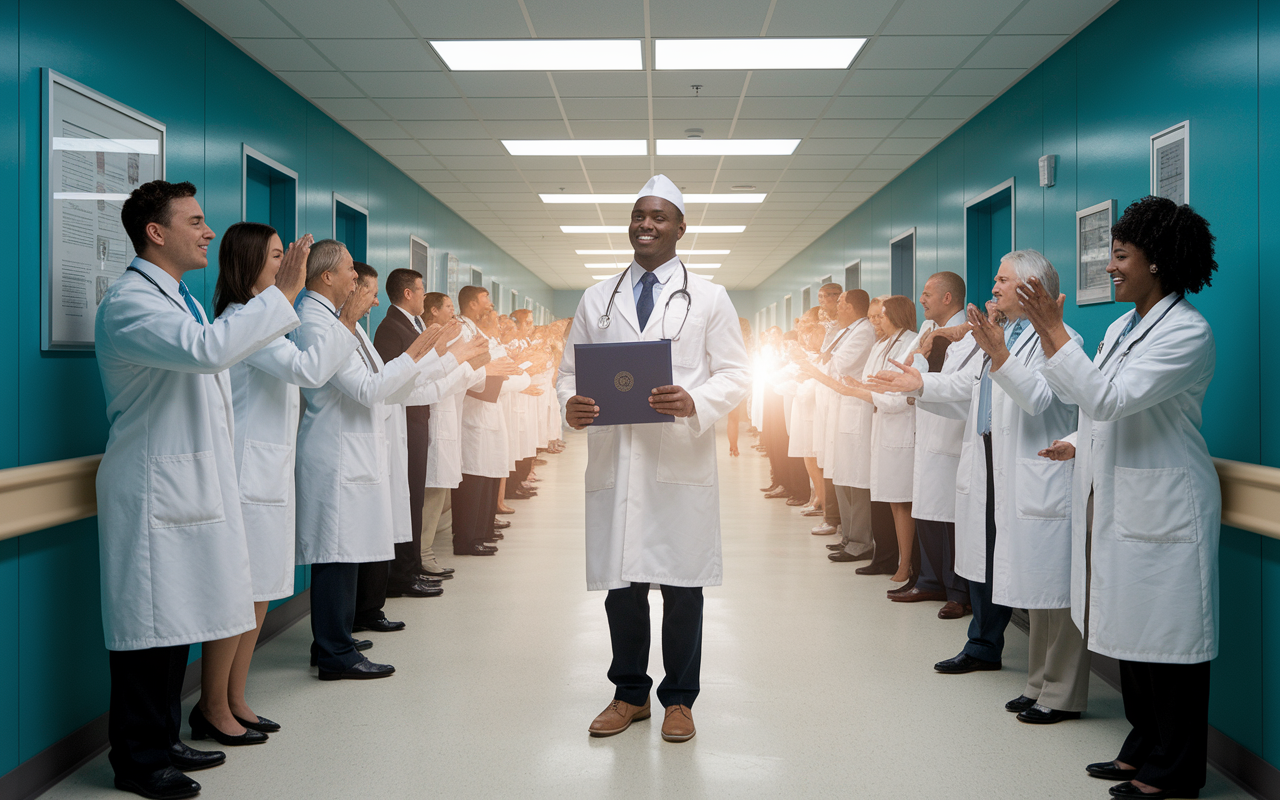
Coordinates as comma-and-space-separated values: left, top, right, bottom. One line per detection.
589, 707, 651, 737
661, 727, 696, 743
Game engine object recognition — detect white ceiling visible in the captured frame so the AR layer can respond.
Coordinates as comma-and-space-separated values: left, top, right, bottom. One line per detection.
179, 0, 1114, 290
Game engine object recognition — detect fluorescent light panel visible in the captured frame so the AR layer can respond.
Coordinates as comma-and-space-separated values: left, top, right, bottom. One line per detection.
655, 38, 866, 70
431, 39, 642, 71
656, 139, 798, 156
576, 249, 730, 255
541, 193, 765, 204
504, 140, 646, 156
562, 225, 745, 233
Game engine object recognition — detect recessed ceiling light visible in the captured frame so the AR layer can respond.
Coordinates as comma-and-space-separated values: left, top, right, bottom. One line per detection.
654, 38, 866, 70
730, 185, 757, 191
656, 139, 799, 156
431, 39, 643, 71
576, 249, 731, 255
563, 225, 744, 233
541, 193, 764, 203
504, 140, 647, 157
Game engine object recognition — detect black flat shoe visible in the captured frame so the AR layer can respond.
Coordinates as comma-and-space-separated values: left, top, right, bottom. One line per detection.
933, 653, 1001, 674
1087, 762, 1139, 781
1109, 781, 1198, 799
319, 658, 395, 681
234, 713, 280, 733
352, 617, 406, 633
1017, 704, 1082, 724
1005, 695, 1036, 713
855, 563, 897, 575
115, 767, 200, 800
168, 742, 225, 771
455, 543, 497, 555
188, 706, 268, 746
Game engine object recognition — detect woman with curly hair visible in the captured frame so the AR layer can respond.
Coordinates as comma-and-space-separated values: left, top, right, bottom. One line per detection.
1018, 195, 1219, 800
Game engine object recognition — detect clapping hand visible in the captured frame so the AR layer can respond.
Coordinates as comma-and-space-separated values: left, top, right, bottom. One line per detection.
486, 356, 523, 377
274, 233, 313, 303
967, 303, 1010, 369
338, 280, 376, 332
1015, 277, 1071, 357
448, 334, 490, 369
1038, 439, 1076, 461
864, 358, 924, 394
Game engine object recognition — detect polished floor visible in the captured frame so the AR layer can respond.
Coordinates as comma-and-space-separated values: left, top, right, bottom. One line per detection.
48, 425, 1249, 799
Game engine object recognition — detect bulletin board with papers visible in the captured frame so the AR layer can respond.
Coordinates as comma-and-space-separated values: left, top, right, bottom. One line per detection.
42, 69, 165, 350
1076, 200, 1114, 306
1150, 121, 1190, 207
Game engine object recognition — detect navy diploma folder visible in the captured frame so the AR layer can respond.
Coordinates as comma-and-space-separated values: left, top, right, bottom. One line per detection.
574, 340, 673, 426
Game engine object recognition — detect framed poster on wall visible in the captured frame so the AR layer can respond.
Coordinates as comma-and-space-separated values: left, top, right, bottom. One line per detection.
43, 69, 165, 350
1076, 200, 1115, 306
1150, 121, 1189, 206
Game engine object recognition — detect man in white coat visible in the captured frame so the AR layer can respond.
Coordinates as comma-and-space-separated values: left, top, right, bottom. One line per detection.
96, 181, 302, 798
558, 176, 751, 744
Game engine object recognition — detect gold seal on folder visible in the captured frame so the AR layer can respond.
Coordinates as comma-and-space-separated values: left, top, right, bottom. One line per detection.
614, 371, 635, 392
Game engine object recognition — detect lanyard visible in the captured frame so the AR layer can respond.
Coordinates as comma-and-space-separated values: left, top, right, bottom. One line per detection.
1097, 296, 1183, 373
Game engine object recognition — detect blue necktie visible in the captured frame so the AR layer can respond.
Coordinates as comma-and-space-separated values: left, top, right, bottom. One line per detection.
177, 281, 204, 323
977, 319, 1026, 435
636, 271, 658, 330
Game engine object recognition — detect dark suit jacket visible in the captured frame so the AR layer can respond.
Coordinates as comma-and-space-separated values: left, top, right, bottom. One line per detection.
374, 307, 430, 469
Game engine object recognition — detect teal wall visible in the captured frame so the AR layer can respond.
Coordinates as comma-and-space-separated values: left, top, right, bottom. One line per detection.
749, 0, 1273, 766
0, 0, 553, 777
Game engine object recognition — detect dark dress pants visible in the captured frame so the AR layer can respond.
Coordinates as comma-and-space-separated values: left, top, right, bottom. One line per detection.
916, 518, 969, 603
605, 582, 704, 709
962, 433, 1012, 663
1118, 660, 1211, 792
311, 561, 361, 672
452, 473, 499, 552
108, 644, 190, 779
867, 501, 899, 572
354, 559, 390, 626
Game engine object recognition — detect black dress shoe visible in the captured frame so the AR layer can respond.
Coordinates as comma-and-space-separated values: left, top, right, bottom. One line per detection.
485, 531, 505, 540
826, 543, 844, 551
188, 705, 268, 746
352, 617, 406, 633
385, 579, 443, 598
311, 639, 373, 667
1018, 704, 1082, 724
828, 551, 871, 563
420, 570, 454, 580
1087, 761, 1140, 781
1005, 695, 1037, 713
1108, 781, 1197, 799
455, 543, 497, 555
855, 563, 897, 575
234, 713, 280, 733
168, 742, 225, 771
355, 638, 373, 651
319, 658, 395, 681
933, 653, 1001, 674
115, 767, 200, 800
493, 518, 512, 529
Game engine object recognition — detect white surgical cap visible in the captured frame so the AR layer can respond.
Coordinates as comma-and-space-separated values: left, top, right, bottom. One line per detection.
636, 174, 685, 216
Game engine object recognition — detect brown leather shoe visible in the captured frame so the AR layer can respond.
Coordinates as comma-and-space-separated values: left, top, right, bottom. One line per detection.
661, 704, 696, 743
938, 601, 971, 619
588, 697, 651, 737
889, 587, 947, 603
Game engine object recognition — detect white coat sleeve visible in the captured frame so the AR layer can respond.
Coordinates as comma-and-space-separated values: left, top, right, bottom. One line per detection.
989, 330, 1083, 417
385, 352, 461, 406
326, 346, 421, 408
499, 372, 531, 395
103, 283, 298, 373
870, 338, 917, 415
683, 287, 752, 437
243, 320, 360, 389
1041, 322, 1214, 422
399, 362, 476, 407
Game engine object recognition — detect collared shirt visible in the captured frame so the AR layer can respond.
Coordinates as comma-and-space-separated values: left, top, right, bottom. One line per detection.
303, 288, 339, 317
629, 255, 680, 313
393, 303, 424, 332
128, 257, 207, 323
977, 318, 1027, 435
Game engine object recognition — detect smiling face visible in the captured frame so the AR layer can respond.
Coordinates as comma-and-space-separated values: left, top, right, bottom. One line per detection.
402, 275, 425, 317
428, 296, 456, 326
251, 234, 285, 295
990, 259, 1024, 320
1108, 240, 1163, 306
149, 195, 215, 274
629, 196, 685, 268
868, 300, 888, 339
325, 248, 358, 300
818, 286, 841, 315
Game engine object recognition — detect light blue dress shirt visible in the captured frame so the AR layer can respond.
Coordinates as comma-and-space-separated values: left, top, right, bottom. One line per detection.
977, 318, 1026, 435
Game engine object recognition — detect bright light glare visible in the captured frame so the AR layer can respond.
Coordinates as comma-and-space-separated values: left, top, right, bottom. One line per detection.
52, 137, 159, 154
431, 39, 642, 71
563, 225, 745, 233
504, 140, 647, 156
541, 193, 765, 203
657, 139, 799, 156
654, 38, 866, 70
576, 249, 731, 255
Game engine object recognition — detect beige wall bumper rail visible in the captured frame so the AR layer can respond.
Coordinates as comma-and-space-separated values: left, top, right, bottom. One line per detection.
0, 454, 1277, 542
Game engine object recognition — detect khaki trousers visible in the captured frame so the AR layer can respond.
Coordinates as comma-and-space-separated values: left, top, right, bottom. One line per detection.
420, 487, 450, 570
1024, 607, 1091, 712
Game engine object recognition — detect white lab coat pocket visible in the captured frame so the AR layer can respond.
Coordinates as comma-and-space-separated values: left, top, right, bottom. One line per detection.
149, 451, 226, 528
927, 417, 965, 457
671, 316, 707, 369
1014, 457, 1072, 520
239, 440, 293, 506
876, 411, 915, 449
1113, 466, 1199, 543
955, 439, 975, 495
656, 423, 715, 486
434, 406, 459, 441
340, 431, 384, 485
584, 425, 617, 491
836, 398, 862, 434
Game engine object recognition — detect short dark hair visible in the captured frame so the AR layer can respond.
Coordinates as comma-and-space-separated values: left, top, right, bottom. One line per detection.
121, 180, 198, 254
1111, 196, 1217, 295
213, 222, 277, 318
386, 268, 422, 302
458, 284, 488, 312
353, 261, 378, 283
424, 291, 449, 315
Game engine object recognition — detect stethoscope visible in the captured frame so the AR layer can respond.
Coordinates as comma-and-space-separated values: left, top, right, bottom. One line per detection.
1097, 295, 1183, 374
126, 265, 202, 320
597, 262, 692, 341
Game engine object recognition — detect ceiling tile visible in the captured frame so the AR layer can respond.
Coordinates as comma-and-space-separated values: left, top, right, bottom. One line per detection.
874, 137, 938, 155
825, 95, 923, 118
276, 71, 362, 98
1002, 0, 1113, 35
484, 120, 573, 137
841, 68, 950, 96
651, 71, 749, 98
452, 73, 555, 98
388, 154, 443, 170
766, 0, 897, 35
737, 96, 830, 120
726, 119, 814, 137
311, 39, 441, 71
811, 118, 899, 138
369, 139, 429, 156
965, 34, 1068, 69
911, 95, 989, 118
348, 71, 458, 98
883, 0, 1024, 34
265, 0, 410, 37
560, 98, 649, 120
787, 155, 864, 170
449, 170, 524, 182
523, 0, 645, 36
647, 0, 772, 36
182, 0, 295, 37
339, 120, 412, 138
470, 97, 565, 120
313, 97, 389, 119
400, 120, 491, 138
651, 97, 742, 120
381, 98, 474, 119
857, 35, 985, 70
235, 38, 331, 71
844, 169, 900, 182
434, 155, 520, 170
892, 118, 964, 137
553, 73, 650, 98
398, 1, 531, 38
424, 139, 507, 156
858, 154, 918, 169
747, 70, 849, 97
796, 138, 879, 156
936, 68, 1025, 96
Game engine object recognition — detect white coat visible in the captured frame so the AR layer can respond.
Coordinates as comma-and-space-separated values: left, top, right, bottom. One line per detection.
293, 291, 450, 564
223, 303, 358, 600
868, 330, 919, 502
94, 258, 298, 650
1042, 294, 1219, 663
557, 266, 751, 590
424, 360, 486, 489
827, 318, 876, 488
910, 312, 968, 522
460, 327, 531, 478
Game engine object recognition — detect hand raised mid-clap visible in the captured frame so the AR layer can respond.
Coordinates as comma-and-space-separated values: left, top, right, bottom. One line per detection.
863, 358, 924, 394
338, 280, 376, 333
274, 233, 313, 304
649, 385, 696, 417
566, 395, 598, 429
967, 302, 1010, 369
1016, 276, 1071, 358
